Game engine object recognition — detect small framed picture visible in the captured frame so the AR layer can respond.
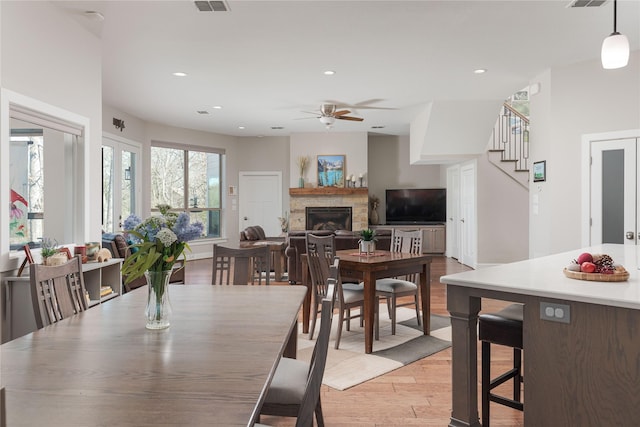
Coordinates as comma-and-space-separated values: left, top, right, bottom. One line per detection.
533, 160, 546, 182
317, 155, 346, 188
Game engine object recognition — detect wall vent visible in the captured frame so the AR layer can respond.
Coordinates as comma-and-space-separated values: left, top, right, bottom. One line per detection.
567, 0, 606, 8
195, 1, 229, 12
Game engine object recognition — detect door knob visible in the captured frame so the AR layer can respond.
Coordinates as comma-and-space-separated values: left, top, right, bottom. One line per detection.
625, 231, 634, 240
460, 218, 465, 223
243, 217, 248, 221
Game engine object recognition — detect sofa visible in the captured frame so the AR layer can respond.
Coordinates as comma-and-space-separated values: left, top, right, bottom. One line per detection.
239, 225, 285, 245
102, 233, 185, 292
285, 229, 392, 284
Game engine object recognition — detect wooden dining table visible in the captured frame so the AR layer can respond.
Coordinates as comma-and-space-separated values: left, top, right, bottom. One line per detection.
0, 284, 306, 427
301, 250, 432, 354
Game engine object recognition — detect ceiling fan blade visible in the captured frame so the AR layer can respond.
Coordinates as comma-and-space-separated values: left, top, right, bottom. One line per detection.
336, 116, 364, 122
333, 110, 351, 116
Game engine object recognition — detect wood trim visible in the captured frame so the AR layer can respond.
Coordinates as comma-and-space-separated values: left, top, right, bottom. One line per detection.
289, 187, 368, 196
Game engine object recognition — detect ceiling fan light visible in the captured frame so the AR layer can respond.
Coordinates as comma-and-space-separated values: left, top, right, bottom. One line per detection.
601, 32, 630, 69
319, 116, 335, 126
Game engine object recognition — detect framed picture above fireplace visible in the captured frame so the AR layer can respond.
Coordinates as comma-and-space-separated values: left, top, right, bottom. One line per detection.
317, 154, 345, 188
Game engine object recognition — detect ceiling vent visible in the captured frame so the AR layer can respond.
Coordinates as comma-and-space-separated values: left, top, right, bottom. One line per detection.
567, 0, 606, 7
195, 1, 229, 12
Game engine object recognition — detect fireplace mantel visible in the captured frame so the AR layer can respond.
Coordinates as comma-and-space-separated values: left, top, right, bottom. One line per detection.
289, 187, 368, 196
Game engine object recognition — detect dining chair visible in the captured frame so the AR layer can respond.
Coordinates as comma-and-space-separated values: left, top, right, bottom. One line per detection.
212, 244, 270, 285
1, 387, 6, 427
30, 254, 88, 329
259, 267, 337, 427
374, 228, 422, 336
306, 234, 365, 349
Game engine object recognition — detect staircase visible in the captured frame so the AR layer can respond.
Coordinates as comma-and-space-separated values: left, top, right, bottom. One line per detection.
487, 102, 530, 189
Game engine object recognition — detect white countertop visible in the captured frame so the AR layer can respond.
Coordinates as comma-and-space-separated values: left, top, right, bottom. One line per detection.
441, 244, 640, 310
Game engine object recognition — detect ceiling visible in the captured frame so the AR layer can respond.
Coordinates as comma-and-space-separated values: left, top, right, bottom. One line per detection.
56, 0, 639, 138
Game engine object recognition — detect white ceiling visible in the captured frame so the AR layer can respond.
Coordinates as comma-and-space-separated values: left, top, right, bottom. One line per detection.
56, 0, 639, 137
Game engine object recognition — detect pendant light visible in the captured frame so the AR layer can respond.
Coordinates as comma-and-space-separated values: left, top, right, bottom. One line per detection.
601, 0, 629, 69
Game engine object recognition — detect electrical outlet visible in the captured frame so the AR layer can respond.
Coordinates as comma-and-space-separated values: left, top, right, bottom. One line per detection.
540, 302, 570, 324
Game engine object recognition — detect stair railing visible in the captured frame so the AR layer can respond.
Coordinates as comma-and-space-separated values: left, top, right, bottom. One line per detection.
489, 103, 530, 173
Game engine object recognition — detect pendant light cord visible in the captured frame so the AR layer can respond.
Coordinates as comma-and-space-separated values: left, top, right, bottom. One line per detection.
613, 0, 618, 34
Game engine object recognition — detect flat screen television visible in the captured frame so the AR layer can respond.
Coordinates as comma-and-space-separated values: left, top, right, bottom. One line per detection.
385, 188, 446, 225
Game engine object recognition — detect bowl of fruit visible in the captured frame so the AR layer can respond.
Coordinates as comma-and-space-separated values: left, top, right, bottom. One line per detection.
563, 252, 629, 282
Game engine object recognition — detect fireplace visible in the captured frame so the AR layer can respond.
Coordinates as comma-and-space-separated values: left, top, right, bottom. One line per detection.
306, 207, 352, 231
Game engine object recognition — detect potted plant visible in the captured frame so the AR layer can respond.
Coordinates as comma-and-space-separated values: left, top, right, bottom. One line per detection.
358, 228, 377, 255
40, 237, 60, 265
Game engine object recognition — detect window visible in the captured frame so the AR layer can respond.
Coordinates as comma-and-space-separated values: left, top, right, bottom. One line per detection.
9, 130, 45, 248
151, 144, 223, 238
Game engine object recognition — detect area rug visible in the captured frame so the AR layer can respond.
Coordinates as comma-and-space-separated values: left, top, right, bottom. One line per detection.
296, 307, 452, 390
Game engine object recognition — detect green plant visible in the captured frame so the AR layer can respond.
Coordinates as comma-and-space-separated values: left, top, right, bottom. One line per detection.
359, 228, 377, 241
40, 237, 59, 258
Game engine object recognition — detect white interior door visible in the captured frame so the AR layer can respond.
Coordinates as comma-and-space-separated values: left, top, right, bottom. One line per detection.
590, 138, 637, 245
238, 171, 282, 237
459, 162, 476, 268
102, 134, 141, 232
446, 164, 460, 259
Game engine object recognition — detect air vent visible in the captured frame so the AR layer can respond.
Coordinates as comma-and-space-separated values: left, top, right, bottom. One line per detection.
271, 126, 284, 130
567, 0, 606, 7
196, 110, 209, 115
194, 1, 229, 12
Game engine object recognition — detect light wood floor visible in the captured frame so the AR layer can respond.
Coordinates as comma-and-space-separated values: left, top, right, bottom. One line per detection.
186, 256, 524, 426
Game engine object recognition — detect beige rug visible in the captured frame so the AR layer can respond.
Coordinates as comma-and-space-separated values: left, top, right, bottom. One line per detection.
296, 307, 452, 390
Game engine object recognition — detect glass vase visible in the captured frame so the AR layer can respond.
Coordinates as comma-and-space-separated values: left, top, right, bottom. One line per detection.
144, 269, 172, 330
298, 177, 304, 188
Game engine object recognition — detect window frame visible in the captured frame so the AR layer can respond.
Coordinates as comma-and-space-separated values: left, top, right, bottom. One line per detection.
150, 141, 224, 240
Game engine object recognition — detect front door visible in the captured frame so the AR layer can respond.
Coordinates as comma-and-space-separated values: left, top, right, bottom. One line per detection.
238, 172, 283, 237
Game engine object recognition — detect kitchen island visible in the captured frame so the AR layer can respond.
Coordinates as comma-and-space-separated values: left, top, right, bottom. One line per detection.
441, 244, 640, 427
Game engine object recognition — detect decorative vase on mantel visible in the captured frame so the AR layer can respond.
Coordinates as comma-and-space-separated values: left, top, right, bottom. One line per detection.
298, 177, 304, 188
144, 269, 172, 330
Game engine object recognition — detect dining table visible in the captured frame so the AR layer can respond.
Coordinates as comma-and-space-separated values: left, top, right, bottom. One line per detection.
0, 284, 306, 426
441, 244, 640, 427
301, 249, 432, 354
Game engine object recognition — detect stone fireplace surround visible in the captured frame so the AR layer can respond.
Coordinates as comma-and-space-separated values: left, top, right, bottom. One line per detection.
289, 188, 368, 231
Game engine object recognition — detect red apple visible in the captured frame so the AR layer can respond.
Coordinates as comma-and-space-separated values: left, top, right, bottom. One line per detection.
577, 252, 593, 264
581, 262, 596, 273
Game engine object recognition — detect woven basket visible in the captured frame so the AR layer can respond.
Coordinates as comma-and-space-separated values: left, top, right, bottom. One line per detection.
563, 267, 629, 282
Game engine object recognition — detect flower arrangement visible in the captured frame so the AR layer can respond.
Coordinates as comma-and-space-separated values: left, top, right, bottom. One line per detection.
278, 212, 289, 233
121, 204, 204, 284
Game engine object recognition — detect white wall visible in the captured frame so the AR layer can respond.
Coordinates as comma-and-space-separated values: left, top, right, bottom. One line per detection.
368, 135, 443, 225
290, 132, 367, 188
529, 52, 640, 257
476, 154, 529, 264
0, 2, 102, 272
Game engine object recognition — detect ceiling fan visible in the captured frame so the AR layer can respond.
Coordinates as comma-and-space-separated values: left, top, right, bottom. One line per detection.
304, 104, 364, 129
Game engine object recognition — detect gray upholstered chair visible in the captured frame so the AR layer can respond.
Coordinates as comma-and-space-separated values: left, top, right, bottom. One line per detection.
374, 228, 422, 336
259, 265, 337, 427
30, 255, 87, 329
212, 244, 270, 285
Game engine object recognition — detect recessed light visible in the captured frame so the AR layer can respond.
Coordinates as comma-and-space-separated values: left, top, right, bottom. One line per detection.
238, 126, 245, 130
213, 105, 223, 109
323, 70, 336, 75
173, 72, 188, 77
473, 69, 487, 74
